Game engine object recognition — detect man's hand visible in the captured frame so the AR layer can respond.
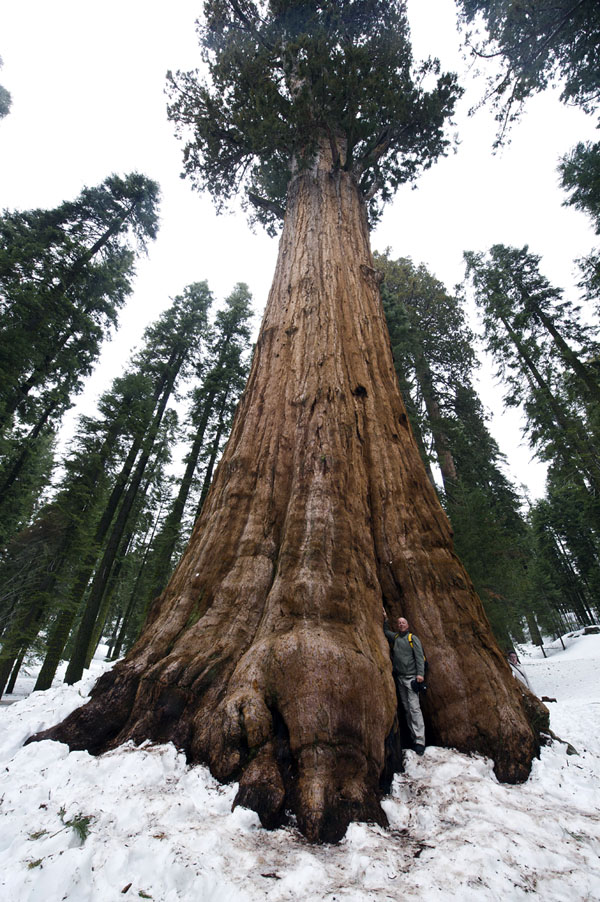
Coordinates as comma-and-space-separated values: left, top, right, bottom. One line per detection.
382, 607, 387, 619
416, 675, 424, 683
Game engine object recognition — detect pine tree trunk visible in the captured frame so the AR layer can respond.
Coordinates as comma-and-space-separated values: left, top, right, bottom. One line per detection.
34, 605, 78, 691
41, 352, 174, 639
147, 399, 214, 601
533, 304, 600, 406
525, 611, 546, 657
6, 646, 26, 694
57, 439, 144, 640
500, 314, 600, 491
414, 353, 457, 492
83, 529, 134, 670
0, 594, 48, 697
106, 612, 123, 659
109, 590, 138, 661
65, 385, 177, 684
196, 394, 230, 516
0, 398, 59, 500
29, 160, 545, 842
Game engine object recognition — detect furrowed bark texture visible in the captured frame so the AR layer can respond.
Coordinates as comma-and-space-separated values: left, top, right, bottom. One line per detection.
30, 162, 544, 842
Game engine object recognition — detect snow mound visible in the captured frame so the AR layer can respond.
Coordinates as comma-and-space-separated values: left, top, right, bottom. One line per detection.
1, 640, 600, 901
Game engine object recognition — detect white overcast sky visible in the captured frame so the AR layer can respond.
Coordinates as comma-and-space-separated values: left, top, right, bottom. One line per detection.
0, 0, 597, 499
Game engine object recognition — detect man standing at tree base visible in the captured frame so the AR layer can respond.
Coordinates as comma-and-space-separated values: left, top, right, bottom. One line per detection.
384, 612, 426, 755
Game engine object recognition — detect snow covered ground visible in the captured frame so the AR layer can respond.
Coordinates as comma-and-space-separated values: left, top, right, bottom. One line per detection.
1, 638, 599, 902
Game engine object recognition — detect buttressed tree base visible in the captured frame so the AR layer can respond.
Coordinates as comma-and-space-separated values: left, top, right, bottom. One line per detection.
30, 145, 548, 842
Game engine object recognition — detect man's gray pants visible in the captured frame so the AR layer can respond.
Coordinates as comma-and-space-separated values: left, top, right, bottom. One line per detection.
396, 676, 425, 746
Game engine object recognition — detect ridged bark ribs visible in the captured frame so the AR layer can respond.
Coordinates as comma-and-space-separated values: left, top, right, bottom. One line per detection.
30, 161, 545, 842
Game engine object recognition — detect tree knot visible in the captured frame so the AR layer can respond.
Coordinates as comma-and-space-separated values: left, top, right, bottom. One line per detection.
360, 264, 384, 286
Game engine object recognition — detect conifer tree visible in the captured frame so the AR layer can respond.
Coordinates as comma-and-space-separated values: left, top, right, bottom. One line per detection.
0, 373, 150, 696
0, 429, 55, 550
376, 252, 536, 645
144, 283, 253, 606
465, 245, 600, 634
541, 461, 600, 620
106, 482, 174, 663
529, 492, 598, 630
33, 1, 546, 843
0, 173, 160, 534
465, 245, 600, 493
82, 409, 180, 670
375, 252, 475, 493
0, 285, 212, 695
0, 510, 70, 694
559, 140, 600, 309
64, 283, 213, 685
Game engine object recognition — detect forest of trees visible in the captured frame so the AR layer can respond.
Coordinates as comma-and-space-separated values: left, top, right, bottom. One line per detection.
376, 247, 600, 648
0, 196, 254, 694
4, 229, 597, 700
2, 0, 599, 844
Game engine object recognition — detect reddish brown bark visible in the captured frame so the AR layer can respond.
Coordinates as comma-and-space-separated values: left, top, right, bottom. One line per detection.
30, 153, 546, 842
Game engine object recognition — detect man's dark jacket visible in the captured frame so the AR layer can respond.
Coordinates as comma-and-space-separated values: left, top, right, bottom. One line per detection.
383, 620, 425, 678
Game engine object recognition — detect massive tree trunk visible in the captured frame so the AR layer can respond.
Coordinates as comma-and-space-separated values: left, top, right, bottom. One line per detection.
29, 155, 546, 842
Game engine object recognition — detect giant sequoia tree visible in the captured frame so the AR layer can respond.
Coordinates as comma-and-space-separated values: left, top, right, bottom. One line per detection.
31, 1, 546, 842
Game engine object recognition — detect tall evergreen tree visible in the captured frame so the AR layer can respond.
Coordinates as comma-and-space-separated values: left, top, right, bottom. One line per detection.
559, 140, 600, 309
464, 245, 600, 492
0, 174, 160, 536
0, 173, 160, 431
144, 283, 253, 607
34, 1, 545, 844
0, 509, 68, 693
465, 244, 600, 633
0, 372, 151, 696
0, 429, 55, 551
28, 373, 158, 693
375, 252, 475, 492
528, 491, 598, 630
82, 408, 180, 671
167, 0, 460, 231
1, 284, 213, 696
376, 252, 536, 645
467, 245, 599, 400
443, 384, 534, 647
63, 282, 213, 685
561, 141, 600, 233
105, 479, 174, 664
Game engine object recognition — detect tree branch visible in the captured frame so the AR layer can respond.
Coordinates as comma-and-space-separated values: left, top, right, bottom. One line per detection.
226, 0, 274, 52
247, 192, 285, 220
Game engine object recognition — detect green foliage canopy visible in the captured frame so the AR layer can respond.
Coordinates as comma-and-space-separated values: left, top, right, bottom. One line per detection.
560, 140, 600, 304
457, 0, 600, 141
561, 140, 600, 234
375, 251, 535, 645
464, 244, 598, 409
167, 0, 461, 231
0, 173, 160, 432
